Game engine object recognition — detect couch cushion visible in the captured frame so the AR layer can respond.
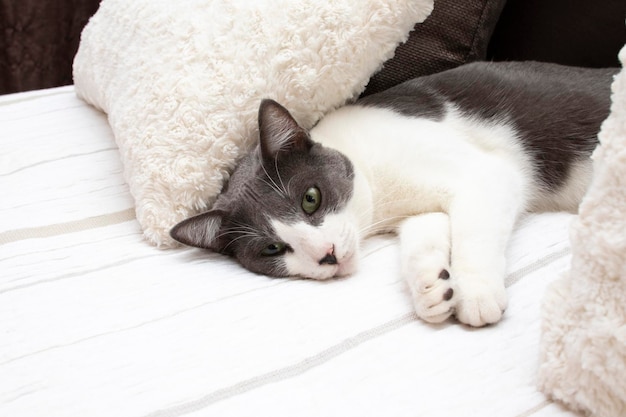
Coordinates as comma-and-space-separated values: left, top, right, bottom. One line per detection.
362, 0, 507, 96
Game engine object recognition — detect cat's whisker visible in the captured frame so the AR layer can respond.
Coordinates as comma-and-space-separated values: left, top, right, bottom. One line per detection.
286, 177, 296, 197
228, 231, 261, 239
259, 178, 285, 198
229, 221, 263, 234
214, 230, 259, 243
354, 192, 429, 233
355, 188, 417, 220
359, 214, 414, 236
220, 220, 270, 253
223, 233, 263, 252
216, 221, 263, 239
274, 155, 290, 197
260, 160, 288, 198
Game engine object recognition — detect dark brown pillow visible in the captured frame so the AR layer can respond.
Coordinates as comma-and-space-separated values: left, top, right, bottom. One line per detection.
362, 0, 507, 96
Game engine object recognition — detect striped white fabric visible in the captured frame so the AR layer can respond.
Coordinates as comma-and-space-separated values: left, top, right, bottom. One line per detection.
0, 87, 581, 417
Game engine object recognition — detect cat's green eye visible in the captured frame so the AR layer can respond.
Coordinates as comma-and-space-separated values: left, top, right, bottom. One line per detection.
302, 187, 321, 214
261, 242, 287, 257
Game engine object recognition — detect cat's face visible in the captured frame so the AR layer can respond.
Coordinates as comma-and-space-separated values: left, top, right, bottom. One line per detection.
171, 99, 361, 279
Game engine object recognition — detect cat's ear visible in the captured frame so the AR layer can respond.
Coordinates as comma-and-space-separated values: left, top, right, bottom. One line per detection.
258, 99, 313, 160
170, 210, 228, 251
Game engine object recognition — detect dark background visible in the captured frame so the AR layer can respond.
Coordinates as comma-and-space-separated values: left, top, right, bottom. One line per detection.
1, 0, 624, 95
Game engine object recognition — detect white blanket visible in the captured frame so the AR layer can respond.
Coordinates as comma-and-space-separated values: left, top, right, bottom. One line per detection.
1, 87, 582, 416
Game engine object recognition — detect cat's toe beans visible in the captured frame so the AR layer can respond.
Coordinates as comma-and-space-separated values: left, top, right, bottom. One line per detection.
426, 287, 453, 308
420, 308, 453, 324
408, 265, 452, 294
418, 298, 453, 323
456, 301, 504, 327
405, 261, 455, 323
412, 282, 455, 324
414, 277, 440, 293
453, 279, 507, 327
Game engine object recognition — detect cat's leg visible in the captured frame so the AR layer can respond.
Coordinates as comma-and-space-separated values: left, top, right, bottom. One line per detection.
399, 212, 454, 324
447, 168, 526, 327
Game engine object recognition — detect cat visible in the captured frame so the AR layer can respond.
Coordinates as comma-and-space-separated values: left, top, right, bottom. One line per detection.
171, 61, 615, 327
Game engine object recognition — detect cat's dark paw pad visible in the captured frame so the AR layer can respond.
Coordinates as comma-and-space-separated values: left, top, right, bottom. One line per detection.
402, 259, 454, 324
411, 281, 455, 324
410, 267, 452, 293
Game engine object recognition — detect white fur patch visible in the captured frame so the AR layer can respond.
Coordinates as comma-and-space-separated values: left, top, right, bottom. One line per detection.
271, 211, 359, 280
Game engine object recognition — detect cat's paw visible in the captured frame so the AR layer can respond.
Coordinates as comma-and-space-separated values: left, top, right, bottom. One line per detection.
452, 274, 507, 327
399, 213, 453, 324
408, 267, 455, 324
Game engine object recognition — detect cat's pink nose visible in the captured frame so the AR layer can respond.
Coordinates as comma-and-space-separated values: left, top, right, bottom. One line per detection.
318, 245, 337, 265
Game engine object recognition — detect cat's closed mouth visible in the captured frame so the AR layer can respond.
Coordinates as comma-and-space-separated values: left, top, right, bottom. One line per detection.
333, 250, 358, 278
298, 249, 357, 280
285, 240, 359, 280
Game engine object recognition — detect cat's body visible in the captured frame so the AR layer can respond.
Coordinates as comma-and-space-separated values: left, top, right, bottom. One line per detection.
172, 61, 616, 327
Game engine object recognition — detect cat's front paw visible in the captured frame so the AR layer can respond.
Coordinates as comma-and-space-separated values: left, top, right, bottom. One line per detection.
408, 268, 455, 324
453, 274, 507, 327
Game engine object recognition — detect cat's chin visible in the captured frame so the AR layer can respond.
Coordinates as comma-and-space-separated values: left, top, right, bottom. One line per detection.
335, 251, 358, 277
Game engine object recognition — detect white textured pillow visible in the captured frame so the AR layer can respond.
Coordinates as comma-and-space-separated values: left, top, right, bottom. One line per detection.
538, 45, 626, 417
73, 0, 434, 247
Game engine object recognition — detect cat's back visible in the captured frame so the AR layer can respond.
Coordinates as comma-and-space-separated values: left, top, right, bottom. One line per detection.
357, 61, 617, 190
359, 61, 615, 123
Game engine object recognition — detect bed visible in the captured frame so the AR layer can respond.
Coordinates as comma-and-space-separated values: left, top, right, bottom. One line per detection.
1, 85, 581, 416
2, 1, 625, 416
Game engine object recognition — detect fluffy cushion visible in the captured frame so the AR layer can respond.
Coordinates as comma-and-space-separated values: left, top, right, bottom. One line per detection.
538, 44, 626, 417
73, 0, 433, 247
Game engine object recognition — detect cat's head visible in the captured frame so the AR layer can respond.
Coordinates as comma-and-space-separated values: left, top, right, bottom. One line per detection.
170, 99, 362, 279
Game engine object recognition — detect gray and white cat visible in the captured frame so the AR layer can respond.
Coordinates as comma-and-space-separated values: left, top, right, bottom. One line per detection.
171, 61, 615, 327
